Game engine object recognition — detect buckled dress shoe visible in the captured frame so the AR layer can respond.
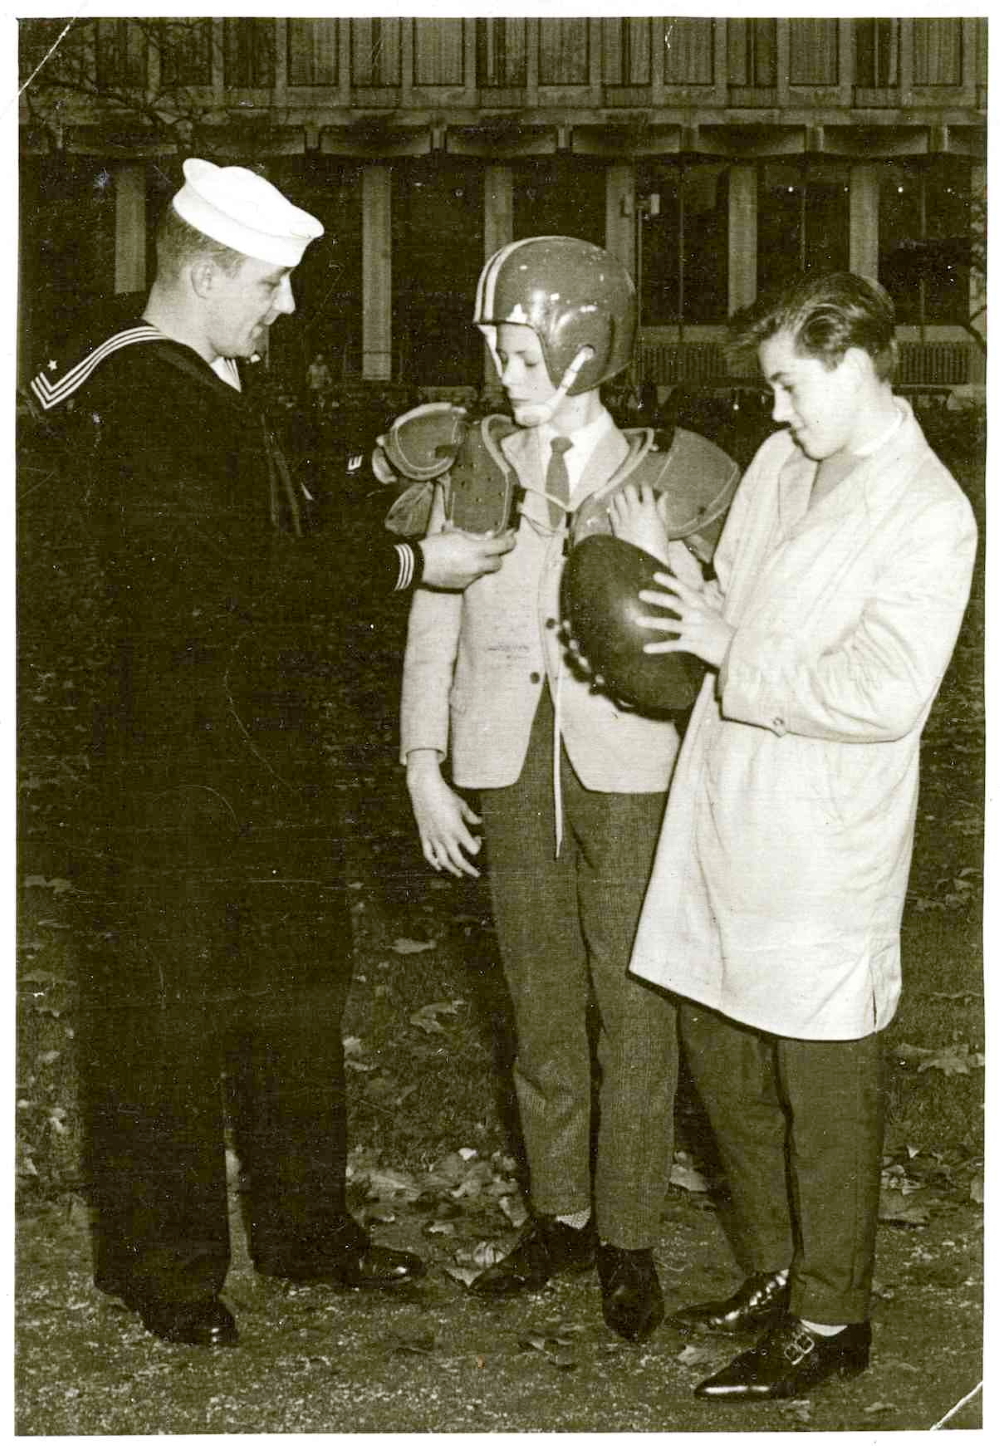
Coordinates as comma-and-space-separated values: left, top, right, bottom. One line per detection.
668, 1270, 790, 1335
596, 1243, 664, 1342
139, 1298, 239, 1348
694, 1317, 871, 1400
471, 1216, 597, 1298
261, 1242, 426, 1290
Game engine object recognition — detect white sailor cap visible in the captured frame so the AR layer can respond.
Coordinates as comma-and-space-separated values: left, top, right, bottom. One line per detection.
172, 157, 323, 268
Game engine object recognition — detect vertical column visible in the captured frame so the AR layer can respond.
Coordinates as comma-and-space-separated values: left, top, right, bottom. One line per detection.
969, 162, 986, 363
362, 165, 392, 381
849, 163, 880, 281
483, 164, 513, 259
728, 164, 756, 316
114, 162, 147, 295
605, 164, 636, 275
481, 165, 513, 386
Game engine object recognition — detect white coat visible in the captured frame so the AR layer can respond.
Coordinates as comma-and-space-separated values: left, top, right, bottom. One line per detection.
629, 400, 977, 1039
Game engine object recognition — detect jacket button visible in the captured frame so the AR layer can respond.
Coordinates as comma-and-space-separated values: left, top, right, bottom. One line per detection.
545, 616, 557, 629
530, 671, 542, 684
772, 716, 785, 731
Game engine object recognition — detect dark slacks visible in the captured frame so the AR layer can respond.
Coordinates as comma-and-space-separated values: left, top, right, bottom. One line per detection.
78, 764, 356, 1308
680, 1003, 886, 1324
479, 690, 677, 1249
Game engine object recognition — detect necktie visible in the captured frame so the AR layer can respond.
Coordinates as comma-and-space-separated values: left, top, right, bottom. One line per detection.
546, 435, 573, 529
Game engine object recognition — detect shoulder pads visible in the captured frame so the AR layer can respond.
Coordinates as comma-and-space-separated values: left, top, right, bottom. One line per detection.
572, 425, 740, 562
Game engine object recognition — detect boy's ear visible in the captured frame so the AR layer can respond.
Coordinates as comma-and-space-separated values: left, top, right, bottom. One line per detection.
842, 346, 876, 384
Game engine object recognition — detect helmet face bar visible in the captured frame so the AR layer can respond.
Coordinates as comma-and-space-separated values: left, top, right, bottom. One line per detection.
474, 236, 637, 399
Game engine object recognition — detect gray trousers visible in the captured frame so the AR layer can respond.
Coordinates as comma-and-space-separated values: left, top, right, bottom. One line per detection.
479, 691, 677, 1249
680, 1003, 885, 1324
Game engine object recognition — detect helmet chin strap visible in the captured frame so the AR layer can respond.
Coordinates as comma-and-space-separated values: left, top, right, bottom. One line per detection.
514, 345, 595, 428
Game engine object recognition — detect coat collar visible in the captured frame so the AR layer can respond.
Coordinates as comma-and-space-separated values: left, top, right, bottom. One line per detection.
777, 398, 926, 531
502, 421, 628, 505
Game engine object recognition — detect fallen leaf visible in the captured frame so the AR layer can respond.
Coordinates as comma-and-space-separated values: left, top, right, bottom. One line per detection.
391, 1331, 438, 1356
364, 1167, 422, 1202
391, 937, 436, 954
410, 1014, 444, 1034
23, 876, 74, 893
444, 1265, 480, 1288
677, 1343, 717, 1367
864, 1401, 897, 1415
670, 1157, 709, 1193
518, 1335, 579, 1370
471, 1240, 505, 1268
878, 1189, 930, 1226
970, 1173, 984, 1204
778, 1399, 813, 1423
424, 1220, 455, 1236
499, 1193, 529, 1228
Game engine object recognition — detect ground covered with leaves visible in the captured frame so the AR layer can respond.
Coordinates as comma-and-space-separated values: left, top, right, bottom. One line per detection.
16, 420, 984, 1432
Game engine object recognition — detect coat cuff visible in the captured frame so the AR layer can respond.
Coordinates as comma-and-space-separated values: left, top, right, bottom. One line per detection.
392, 541, 424, 592
720, 624, 791, 737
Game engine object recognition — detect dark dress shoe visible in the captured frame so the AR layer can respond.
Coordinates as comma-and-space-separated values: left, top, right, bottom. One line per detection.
261, 1241, 426, 1290
471, 1216, 597, 1297
596, 1243, 664, 1343
668, 1270, 790, 1335
694, 1317, 871, 1401
329, 1242, 426, 1290
139, 1298, 239, 1348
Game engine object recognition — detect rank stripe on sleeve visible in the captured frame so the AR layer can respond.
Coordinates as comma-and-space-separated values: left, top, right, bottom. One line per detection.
30, 325, 163, 411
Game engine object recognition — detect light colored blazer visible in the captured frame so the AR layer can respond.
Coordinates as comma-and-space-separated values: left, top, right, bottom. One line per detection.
400, 418, 682, 793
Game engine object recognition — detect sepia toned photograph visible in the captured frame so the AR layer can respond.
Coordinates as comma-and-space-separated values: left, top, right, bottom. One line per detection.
14, 9, 985, 1433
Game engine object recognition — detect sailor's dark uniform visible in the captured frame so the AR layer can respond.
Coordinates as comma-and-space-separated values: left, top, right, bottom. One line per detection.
28, 322, 415, 1308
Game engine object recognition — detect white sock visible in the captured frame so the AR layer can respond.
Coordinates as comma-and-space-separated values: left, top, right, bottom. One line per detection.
555, 1209, 591, 1230
801, 1318, 848, 1336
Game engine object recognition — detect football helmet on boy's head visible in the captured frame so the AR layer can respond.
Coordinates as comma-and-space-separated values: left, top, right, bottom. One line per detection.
474, 236, 637, 408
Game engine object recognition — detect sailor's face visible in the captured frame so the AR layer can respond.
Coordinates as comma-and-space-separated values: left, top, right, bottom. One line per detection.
210, 256, 296, 358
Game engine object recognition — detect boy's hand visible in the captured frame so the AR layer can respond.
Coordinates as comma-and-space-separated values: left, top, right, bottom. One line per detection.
406, 750, 483, 877
607, 483, 671, 566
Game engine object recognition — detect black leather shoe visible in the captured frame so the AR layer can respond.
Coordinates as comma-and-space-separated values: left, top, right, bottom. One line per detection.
596, 1243, 664, 1343
668, 1270, 790, 1335
139, 1298, 239, 1348
694, 1317, 871, 1401
263, 1242, 426, 1290
471, 1216, 597, 1298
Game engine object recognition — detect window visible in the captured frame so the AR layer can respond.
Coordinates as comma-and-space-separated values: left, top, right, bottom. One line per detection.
287, 20, 338, 87
223, 19, 274, 88
414, 19, 464, 86
727, 19, 776, 88
757, 161, 850, 297
539, 18, 589, 85
96, 18, 147, 90
637, 162, 730, 325
477, 19, 527, 87
603, 19, 652, 85
662, 17, 714, 86
880, 160, 973, 325
855, 19, 899, 88
914, 19, 963, 85
789, 19, 838, 86
158, 19, 212, 88
351, 18, 401, 86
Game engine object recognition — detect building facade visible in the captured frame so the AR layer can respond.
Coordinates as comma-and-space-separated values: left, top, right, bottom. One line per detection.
18, 16, 987, 391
